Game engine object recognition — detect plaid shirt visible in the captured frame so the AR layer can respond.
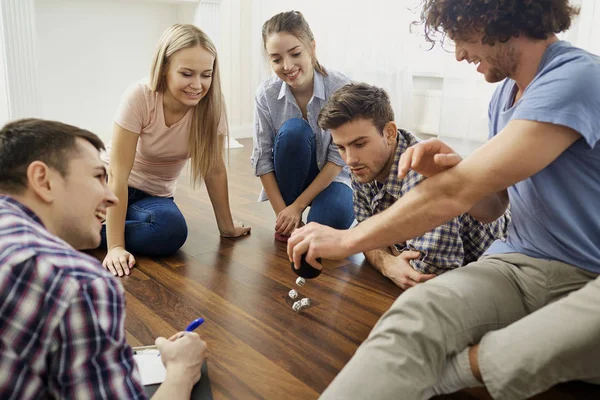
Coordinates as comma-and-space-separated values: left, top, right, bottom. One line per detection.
353, 130, 511, 274
0, 196, 146, 399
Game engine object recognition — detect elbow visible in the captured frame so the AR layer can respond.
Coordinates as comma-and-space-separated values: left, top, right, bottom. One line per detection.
107, 167, 126, 187
206, 164, 227, 184
439, 196, 471, 222
437, 177, 476, 220
107, 167, 131, 196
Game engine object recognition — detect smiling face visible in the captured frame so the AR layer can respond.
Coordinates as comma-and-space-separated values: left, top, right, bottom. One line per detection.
265, 32, 315, 92
51, 139, 117, 249
164, 45, 215, 109
331, 118, 398, 184
453, 35, 519, 83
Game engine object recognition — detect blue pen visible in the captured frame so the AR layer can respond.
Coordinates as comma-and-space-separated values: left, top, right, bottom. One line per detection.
184, 317, 205, 332
157, 317, 205, 356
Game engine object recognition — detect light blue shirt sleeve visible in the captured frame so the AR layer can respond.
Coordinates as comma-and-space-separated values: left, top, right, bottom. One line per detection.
251, 85, 276, 177
512, 49, 600, 148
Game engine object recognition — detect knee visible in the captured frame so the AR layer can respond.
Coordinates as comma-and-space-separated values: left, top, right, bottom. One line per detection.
308, 185, 355, 229
163, 209, 188, 249
380, 281, 460, 332
369, 283, 452, 349
277, 118, 313, 144
150, 208, 188, 255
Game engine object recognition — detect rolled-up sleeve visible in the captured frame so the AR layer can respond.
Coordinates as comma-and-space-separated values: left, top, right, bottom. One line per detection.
251, 90, 276, 176
326, 132, 345, 166
352, 179, 373, 223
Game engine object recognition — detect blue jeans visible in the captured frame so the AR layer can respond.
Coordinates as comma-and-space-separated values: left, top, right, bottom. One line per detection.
99, 187, 188, 256
273, 118, 355, 229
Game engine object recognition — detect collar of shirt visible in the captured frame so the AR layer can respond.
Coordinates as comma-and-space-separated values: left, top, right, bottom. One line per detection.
277, 70, 326, 102
0, 195, 45, 228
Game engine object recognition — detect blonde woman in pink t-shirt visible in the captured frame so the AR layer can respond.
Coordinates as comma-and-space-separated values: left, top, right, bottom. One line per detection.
101, 24, 251, 277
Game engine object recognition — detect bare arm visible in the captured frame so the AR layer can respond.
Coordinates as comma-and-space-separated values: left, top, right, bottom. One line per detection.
103, 124, 138, 276
105, 124, 137, 248
397, 138, 509, 224
294, 161, 342, 209
275, 161, 343, 235
204, 139, 250, 237
260, 172, 287, 216
288, 120, 581, 268
345, 120, 580, 254
467, 189, 509, 223
258, 161, 341, 217
363, 248, 392, 274
365, 248, 436, 289
150, 333, 207, 400
151, 373, 196, 400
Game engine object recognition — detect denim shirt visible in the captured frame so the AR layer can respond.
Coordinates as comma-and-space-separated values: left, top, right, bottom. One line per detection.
251, 69, 352, 201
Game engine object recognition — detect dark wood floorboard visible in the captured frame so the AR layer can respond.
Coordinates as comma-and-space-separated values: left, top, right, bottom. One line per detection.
90, 138, 600, 399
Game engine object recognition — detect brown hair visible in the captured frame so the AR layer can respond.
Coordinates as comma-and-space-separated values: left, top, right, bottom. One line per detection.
318, 83, 394, 134
416, 0, 580, 46
150, 24, 226, 186
262, 10, 328, 76
0, 118, 104, 193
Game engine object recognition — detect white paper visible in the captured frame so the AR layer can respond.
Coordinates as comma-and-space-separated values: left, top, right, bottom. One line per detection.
134, 349, 167, 385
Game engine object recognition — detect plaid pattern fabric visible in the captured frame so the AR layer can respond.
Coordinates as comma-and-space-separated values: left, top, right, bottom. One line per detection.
0, 196, 146, 399
353, 130, 511, 274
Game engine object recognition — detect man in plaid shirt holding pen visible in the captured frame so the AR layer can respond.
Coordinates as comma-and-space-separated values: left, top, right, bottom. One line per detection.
318, 83, 510, 289
0, 119, 206, 399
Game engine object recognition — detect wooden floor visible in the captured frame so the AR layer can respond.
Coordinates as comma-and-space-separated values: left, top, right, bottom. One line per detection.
91, 139, 599, 400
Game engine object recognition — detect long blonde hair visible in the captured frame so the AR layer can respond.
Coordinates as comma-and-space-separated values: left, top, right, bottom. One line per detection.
149, 24, 226, 186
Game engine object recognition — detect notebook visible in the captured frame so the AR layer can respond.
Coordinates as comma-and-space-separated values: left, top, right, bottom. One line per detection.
133, 346, 213, 399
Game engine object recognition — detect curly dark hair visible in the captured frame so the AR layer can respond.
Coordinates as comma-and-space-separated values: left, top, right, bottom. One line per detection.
417, 0, 580, 46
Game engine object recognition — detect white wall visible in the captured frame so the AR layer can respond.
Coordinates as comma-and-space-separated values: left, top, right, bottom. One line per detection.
34, 0, 181, 143
2, 0, 597, 143
223, 0, 600, 143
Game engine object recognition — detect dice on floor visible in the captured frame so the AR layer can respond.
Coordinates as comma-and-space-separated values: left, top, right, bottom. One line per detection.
288, 289, 298, 299
300, 297, 310, 307
292, 300, 302, 312
295, 277, 306, 286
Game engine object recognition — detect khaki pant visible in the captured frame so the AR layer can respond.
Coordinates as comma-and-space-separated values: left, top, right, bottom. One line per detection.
320, 253, 600, 400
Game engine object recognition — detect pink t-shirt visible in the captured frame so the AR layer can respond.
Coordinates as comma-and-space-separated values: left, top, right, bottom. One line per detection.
106, 82, 227, 197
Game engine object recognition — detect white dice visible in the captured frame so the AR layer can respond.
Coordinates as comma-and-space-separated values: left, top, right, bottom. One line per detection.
291, 297, 311, 313
300, 298, 311, 307
295, 277, 306, 286
288, 289, 298, 299
292, 300, 302, 312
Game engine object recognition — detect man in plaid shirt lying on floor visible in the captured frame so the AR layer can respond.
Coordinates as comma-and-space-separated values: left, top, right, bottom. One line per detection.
318, 83, 511, 289
0, 119, 206, 399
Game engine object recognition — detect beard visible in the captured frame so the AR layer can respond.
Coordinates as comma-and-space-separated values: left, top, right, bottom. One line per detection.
485, 43, 519, 83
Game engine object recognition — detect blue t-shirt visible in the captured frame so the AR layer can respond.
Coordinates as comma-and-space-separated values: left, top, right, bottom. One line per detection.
485, 41, 600, 273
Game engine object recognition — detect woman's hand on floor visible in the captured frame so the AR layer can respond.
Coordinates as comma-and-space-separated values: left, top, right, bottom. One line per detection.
102, 246, 136, 277
275, 204, 304, 236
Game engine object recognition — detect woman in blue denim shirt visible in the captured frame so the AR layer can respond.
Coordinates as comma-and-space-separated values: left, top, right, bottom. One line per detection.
251, 11, 355, 242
